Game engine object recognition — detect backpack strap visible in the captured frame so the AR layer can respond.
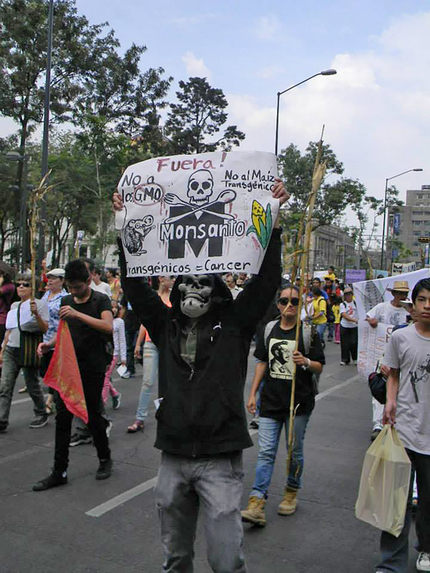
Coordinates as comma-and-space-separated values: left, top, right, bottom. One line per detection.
264, 319, 280, 349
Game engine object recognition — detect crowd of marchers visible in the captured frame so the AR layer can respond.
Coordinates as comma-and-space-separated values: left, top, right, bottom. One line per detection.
0, 184, 429, 573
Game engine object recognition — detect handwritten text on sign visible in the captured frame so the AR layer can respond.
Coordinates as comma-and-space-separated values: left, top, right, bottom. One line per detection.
115, 151, 279, 277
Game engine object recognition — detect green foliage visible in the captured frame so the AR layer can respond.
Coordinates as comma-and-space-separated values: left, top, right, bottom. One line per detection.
164, 77, 245, 154
277, 141, 367, 233
0, 135, 20, 259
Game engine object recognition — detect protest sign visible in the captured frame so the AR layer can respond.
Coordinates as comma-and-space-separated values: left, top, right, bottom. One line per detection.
357, 321, 392, 379
352, 268, 430, 320
345, 269, 366, 284
115, 151, 279, 277
392, 262, 416, 275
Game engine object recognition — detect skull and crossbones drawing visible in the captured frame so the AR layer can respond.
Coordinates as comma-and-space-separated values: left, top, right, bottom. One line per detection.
163, 169, 236, 225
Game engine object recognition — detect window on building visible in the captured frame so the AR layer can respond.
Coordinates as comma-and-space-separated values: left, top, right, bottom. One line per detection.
413, 220, 422, 226
413, 231, 421, 236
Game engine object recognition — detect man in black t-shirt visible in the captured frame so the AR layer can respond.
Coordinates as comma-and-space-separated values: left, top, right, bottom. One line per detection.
241, 285, 325, 527
33, 259, 114, 491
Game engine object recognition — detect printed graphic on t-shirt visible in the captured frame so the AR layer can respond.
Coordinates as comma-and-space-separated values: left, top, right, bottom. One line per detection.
410, 354, 430, 403
387, 310, 406, 326
268, 338, 295, 379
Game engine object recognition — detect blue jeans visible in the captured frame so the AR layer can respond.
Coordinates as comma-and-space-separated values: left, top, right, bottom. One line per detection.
377, 448, 430, 572
136, 341, 158, 422
125, 328, 138, 375
251, 413, 311, 499
315, 323, 327, 344
155, 451, 247, 573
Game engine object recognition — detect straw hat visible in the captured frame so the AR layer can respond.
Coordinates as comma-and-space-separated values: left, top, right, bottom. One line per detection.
387, 280, 409, 293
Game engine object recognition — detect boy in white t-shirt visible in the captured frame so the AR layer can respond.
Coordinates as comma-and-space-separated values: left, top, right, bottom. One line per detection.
375, 278, 430, 573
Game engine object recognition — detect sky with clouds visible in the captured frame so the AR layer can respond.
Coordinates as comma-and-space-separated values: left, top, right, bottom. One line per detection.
4, 0, 429, 230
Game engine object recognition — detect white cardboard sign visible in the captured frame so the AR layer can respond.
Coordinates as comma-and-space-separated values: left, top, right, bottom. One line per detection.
357, 320, 393, 379
115, 151, 279, 277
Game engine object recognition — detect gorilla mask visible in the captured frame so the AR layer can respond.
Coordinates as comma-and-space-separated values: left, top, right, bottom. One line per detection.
178, 275, 214, 318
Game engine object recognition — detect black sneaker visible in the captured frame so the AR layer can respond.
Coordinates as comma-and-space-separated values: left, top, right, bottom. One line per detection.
0, 423, 7, 434
33, 470, 68, 491
29, 416, 48, 429
371, 428, 382, 442
112, 393, 121, 410
70, 433, 92, 447
96, 458, 113, 480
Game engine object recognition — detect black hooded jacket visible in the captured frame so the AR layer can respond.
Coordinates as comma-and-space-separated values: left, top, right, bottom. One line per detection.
119, 228, 282, 457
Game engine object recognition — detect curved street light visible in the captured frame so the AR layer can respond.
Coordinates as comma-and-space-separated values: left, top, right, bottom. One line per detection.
275, 68, 337, 156
380, 168, 423, 269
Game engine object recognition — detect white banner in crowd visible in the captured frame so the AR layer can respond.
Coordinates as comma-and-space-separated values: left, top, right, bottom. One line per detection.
357, 321, 392, 379
352, 268, 430, 320
115, 151, 280, 277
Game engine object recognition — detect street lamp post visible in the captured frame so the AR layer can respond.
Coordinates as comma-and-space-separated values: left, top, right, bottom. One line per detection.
38, 0, 55, 268
274, 69, 337, 156
380, 168, 423, 270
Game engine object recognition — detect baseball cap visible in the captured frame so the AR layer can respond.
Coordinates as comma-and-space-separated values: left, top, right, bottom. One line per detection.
47, 268, 65, 278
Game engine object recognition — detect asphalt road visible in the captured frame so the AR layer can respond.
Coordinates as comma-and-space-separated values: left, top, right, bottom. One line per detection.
0, 340, 419, 573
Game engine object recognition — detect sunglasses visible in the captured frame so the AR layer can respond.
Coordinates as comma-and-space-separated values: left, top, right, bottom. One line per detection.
16, 282, 31, 287
278, 297, 299, 306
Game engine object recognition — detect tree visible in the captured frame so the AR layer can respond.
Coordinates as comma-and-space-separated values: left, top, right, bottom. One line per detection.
0, 0, 172, 193
277, 141, 368, 236
164, 77, 245, 154
40, 133, 98, 265
0, 135, 20, 260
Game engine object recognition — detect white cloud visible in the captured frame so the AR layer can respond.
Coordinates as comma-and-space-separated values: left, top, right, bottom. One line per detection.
255, 14, 283, 41
228, 10, 430, 217
181, 51, 212, 80
256, 65, 285, 79
171, 13, 217, 27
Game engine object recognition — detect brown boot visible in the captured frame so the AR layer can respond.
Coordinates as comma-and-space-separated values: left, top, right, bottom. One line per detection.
278, 488, 298, 515
241, 496, 267, 527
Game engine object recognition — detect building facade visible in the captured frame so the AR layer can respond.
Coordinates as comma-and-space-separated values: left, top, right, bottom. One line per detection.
308, 224, 356, 277
388, 184, 430, 268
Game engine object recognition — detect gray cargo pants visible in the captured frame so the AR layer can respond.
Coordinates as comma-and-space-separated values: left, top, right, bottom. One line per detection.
155, 451, 247, 573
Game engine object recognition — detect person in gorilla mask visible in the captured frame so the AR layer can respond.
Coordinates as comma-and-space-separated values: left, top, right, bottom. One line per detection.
113, 180, 288, 573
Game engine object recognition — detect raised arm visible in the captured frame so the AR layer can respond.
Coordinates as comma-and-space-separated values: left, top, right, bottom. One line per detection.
117, 237, 168, 346
233, 178, 287, 334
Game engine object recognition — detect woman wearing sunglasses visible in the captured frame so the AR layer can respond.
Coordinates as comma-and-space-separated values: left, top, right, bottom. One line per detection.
241, 285, 325, 527
0, 274, 49, 433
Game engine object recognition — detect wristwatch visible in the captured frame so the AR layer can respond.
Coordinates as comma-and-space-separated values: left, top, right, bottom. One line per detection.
301, 358, 311, 371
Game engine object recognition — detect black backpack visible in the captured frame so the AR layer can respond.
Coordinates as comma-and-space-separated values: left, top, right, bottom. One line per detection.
326, 302, 335, 323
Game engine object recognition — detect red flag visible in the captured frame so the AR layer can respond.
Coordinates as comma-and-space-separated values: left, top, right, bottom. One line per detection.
44, 320, 88, 424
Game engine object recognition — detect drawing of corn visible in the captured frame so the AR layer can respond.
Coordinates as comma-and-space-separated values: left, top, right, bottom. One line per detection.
246, 200, 273, 249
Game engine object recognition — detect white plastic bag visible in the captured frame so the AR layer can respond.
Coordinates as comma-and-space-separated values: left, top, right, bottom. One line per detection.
355, 425, 411, 537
